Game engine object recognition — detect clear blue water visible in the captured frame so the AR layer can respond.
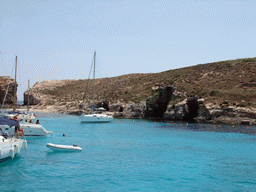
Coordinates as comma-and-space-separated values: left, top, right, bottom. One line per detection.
17, 100, 24, 105
1, 113, 256, 191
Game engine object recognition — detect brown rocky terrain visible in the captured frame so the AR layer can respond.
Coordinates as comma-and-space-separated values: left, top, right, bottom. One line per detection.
0, 76, 18, 105
2, 57, 256, 125
24, 57, 256, 108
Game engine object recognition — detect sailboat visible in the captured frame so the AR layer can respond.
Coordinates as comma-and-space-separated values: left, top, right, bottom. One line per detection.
80, 52, 113, 123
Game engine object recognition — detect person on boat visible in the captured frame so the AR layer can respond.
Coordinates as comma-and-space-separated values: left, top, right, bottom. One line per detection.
14, 125, 20, 139
29, 120, 34, 124
36, 120, 40, 124
11, 116, 19, 121
14, 125, 25, 138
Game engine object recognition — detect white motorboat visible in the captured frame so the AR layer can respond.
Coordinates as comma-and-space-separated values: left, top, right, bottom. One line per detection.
23, 113, 36, 122
0, 119, 52, 137
46, 143, 82, 152
19, 122, 52, 137
4, 110, 27, 120
4, 111, 36, 123
0, 136, 27, 162
0, 116, 27, 162
3, 123, 53, 137
79, 52, 113, 123
0, 116, 52, 137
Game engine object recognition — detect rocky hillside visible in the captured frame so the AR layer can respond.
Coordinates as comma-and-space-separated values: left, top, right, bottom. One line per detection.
24, 57, 256, 110
0, 76, 17, 105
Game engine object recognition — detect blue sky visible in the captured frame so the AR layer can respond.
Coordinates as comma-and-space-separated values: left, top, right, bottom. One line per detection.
0, 0, 255, 100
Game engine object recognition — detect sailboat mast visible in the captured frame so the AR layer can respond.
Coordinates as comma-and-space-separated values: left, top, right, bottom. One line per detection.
27, 79, 30, 112
14, 56, 17, 110
92, 51, 96, 109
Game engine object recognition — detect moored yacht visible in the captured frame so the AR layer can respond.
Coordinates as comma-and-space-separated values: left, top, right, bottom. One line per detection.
19, 121, 53, 136
0, 122, 53, 137
79, 52, 113, 123
80, 113, 113, 123
0, 117, 27, 162
0, 135, 27, 162
0, 115, 52, 137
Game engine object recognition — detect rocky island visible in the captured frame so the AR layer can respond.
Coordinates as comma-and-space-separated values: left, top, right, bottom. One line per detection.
1, 57, 256, 126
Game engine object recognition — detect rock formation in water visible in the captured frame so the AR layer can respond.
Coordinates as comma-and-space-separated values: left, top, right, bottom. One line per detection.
0, 76, 18, 105
144, 85, 175, 118
164, 98, 256, 125
111, 101, 146, 119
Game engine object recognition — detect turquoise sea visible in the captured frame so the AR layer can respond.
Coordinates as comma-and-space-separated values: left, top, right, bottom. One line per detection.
1, 113, 256, 191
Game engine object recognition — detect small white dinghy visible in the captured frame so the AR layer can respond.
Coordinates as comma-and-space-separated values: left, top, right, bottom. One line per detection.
46, 143, 82, 152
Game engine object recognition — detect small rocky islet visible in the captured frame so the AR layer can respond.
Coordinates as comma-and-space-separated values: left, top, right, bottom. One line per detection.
1, 57, 256, 129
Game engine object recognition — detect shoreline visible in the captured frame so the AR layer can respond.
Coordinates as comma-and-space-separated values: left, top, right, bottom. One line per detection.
2, 104, 256, 127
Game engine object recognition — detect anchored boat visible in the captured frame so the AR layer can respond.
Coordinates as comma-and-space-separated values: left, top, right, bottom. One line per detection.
46, 143, 82, 152
0, 136, 27, 162
79, 52, 113, 123
0, 117, 27, 162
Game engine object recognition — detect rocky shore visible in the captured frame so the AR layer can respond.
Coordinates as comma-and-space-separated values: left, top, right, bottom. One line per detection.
2, 57, 256, 127
19, 85, 256, 126
16, 57, 256, 126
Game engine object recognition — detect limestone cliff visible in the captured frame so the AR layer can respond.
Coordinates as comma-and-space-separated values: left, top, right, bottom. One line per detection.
23, 79, 78, 106
0, 76, 18, 105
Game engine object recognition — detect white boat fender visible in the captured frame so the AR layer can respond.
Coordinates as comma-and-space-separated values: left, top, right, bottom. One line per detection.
15, 144, 20, 154
23, 140, 27, 149
0, 148, 3, 157
10, 148, 15, 159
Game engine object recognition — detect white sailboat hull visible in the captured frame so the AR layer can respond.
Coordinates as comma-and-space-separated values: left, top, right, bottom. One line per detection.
80, 114, 113, 123
0, 136, 27, 162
